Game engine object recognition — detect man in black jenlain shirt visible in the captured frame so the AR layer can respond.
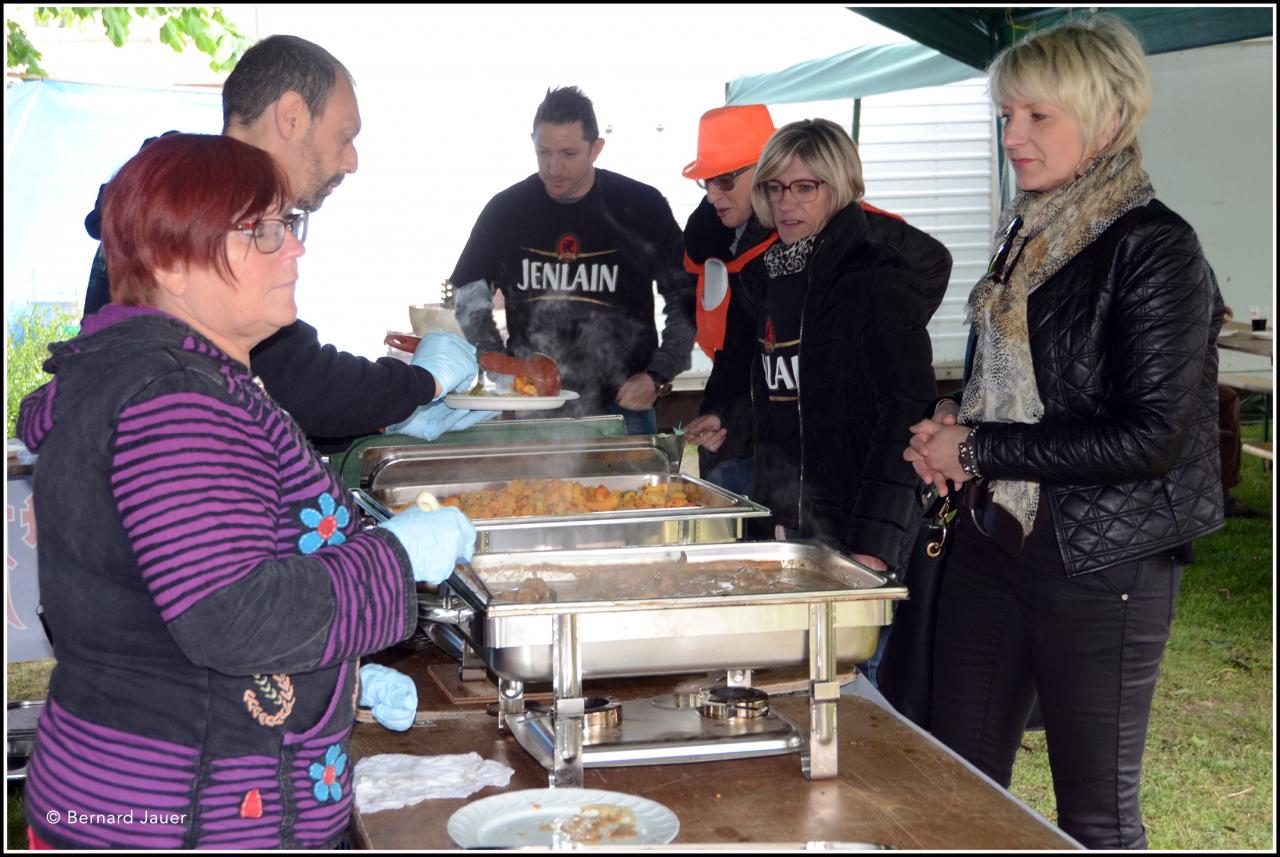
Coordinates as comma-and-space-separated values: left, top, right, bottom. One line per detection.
451, 86, 696, 434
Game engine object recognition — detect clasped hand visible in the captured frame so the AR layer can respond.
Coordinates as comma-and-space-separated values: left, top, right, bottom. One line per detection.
902, 400, 973, 496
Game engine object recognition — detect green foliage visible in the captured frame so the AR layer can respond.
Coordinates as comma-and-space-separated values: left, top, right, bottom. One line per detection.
6, 19, 47, 76
7, 6, 251, 76
6, 304, 80, 439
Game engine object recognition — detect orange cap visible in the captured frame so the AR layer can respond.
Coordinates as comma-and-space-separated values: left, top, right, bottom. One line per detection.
682, 104, 776, 181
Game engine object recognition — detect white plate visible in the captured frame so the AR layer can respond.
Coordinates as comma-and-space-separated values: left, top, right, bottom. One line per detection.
1219, 327, 1238, 338
446, 787, 679, 848
444, 390, 579, 411
1251, 330, 1274, 340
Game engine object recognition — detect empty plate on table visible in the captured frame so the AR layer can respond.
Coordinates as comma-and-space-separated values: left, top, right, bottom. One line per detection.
444, 390, 579, 411
1251, 330, 1274, 340
446, 787, 679, 848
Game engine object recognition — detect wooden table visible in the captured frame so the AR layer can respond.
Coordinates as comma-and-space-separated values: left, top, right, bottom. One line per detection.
349, 648, 1078, 850
1219, 321, 1274, 360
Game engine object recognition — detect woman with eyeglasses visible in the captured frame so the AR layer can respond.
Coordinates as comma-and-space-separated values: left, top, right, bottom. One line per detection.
689, 117, 937, 576
681, 106, 952, 506
904, 17, 1224, 849
17, 134, 477, 849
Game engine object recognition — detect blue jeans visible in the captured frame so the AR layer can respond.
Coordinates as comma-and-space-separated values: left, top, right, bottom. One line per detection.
604, 403, 656, 436
704, 456, 754, 496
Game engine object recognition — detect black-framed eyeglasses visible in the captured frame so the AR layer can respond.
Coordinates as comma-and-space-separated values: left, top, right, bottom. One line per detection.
760, 178, 825, 204
985, 214, 1024, 283
696, 164, 754, 192
233, 211, 309, 254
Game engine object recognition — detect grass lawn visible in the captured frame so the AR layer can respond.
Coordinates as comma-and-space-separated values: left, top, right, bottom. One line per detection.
7, 437, 1275, 850
1009, 433, 1275, 849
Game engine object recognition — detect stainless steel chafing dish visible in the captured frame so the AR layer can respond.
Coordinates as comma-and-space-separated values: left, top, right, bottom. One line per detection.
426, 540, 907, 785
360, 436, 769, 552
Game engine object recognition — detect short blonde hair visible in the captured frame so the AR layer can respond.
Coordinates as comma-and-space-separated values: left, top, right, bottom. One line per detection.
988, 15, 1151, 159
751, 119, 863, 228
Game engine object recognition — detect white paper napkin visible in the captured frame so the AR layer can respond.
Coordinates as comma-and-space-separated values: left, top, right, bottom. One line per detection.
353, 752, 514, 814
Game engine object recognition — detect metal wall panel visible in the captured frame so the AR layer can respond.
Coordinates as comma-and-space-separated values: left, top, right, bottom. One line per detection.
859, 78, 997, 378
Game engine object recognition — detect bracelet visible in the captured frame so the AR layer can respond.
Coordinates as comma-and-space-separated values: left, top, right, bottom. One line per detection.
957, 426, 983, 479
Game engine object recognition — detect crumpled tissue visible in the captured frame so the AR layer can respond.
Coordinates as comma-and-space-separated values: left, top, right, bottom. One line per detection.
353, 752, 514, 814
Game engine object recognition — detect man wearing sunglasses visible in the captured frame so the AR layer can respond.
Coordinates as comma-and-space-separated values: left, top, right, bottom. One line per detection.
80, 35, 488, 449
681, 104, 954, 500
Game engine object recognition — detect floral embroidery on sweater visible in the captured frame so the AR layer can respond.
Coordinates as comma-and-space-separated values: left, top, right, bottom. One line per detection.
299, 493, 349, 554
309, 744, 347, 802
243, 674, 295, 727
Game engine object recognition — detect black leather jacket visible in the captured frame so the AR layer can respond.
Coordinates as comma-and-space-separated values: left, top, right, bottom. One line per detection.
971, 200, 1225, 575
703, 203, 938, 566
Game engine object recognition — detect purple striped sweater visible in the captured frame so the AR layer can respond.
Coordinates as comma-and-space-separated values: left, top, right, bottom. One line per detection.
17, 306, 417, 848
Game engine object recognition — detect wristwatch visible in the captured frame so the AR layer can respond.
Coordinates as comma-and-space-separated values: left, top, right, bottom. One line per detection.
646, 370, 673, 398
957, 426, 983, 479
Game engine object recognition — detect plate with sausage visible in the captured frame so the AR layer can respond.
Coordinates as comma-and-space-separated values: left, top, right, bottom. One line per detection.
445, 388, 579, 411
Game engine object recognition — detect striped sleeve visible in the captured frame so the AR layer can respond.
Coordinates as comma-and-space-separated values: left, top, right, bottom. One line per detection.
111, 384, 414, 675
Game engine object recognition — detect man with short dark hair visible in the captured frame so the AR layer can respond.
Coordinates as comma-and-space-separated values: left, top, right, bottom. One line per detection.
452, 86, 695, 434
81, 35, 488, 448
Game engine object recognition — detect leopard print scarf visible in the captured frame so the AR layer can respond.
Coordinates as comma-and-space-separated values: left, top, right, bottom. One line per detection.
960, 148, 1155, 535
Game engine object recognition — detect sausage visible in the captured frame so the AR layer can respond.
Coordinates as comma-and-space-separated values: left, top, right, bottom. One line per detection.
479, 352, 562, 396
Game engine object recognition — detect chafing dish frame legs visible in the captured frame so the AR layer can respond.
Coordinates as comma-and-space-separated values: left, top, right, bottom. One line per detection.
550, 612, 586, 788
805, 602, 841, 780
515, 604, 843, 784
497, 677, 525, 735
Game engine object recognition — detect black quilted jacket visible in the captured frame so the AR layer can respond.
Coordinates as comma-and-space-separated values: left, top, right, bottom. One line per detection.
971, 199, 1226, 576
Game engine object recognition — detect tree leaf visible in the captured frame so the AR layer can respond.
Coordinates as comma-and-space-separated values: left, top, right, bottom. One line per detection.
158, 18, 184, 53
6, 21, 49, 78
101, 6, 132, 47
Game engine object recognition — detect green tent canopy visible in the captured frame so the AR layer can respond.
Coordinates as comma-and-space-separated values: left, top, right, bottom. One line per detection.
727, 7, 1273, 106
855, 6, 1274, 70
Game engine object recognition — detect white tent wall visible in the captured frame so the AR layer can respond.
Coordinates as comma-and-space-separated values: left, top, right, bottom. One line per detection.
1139, 38, 1274, 373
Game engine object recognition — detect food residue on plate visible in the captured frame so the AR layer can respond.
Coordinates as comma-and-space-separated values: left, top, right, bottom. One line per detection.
539, 804, 638, 844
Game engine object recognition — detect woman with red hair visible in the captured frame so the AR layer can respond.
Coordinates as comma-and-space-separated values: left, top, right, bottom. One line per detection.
19, 134, 475, 849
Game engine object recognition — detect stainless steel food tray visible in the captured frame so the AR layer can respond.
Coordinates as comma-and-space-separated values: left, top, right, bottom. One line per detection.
370, 472, 769, 552
360, 433, 685, 489
425, 540, 907, 683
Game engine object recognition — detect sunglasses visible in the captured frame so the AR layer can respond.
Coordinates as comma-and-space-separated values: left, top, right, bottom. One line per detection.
696, 164, 754, 192
985, 214, 1024, 283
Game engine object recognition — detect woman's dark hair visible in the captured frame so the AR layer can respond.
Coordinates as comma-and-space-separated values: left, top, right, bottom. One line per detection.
102, 134, 288, 306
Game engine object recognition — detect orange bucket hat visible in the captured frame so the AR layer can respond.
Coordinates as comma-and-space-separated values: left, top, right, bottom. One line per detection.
682, 104, 776, 181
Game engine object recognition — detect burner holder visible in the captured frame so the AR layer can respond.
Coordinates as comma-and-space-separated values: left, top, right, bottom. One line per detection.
581, 697, 623, 731
699, 686, 770, 720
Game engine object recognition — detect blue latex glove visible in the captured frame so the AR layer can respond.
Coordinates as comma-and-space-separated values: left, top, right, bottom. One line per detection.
378, 506, 476, 585
358, 664, 417, 732
386, 400, 500, 441
412, 333, 479, 400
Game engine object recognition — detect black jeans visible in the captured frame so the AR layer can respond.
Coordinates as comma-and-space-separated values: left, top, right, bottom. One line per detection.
930, 504, 1183, 850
